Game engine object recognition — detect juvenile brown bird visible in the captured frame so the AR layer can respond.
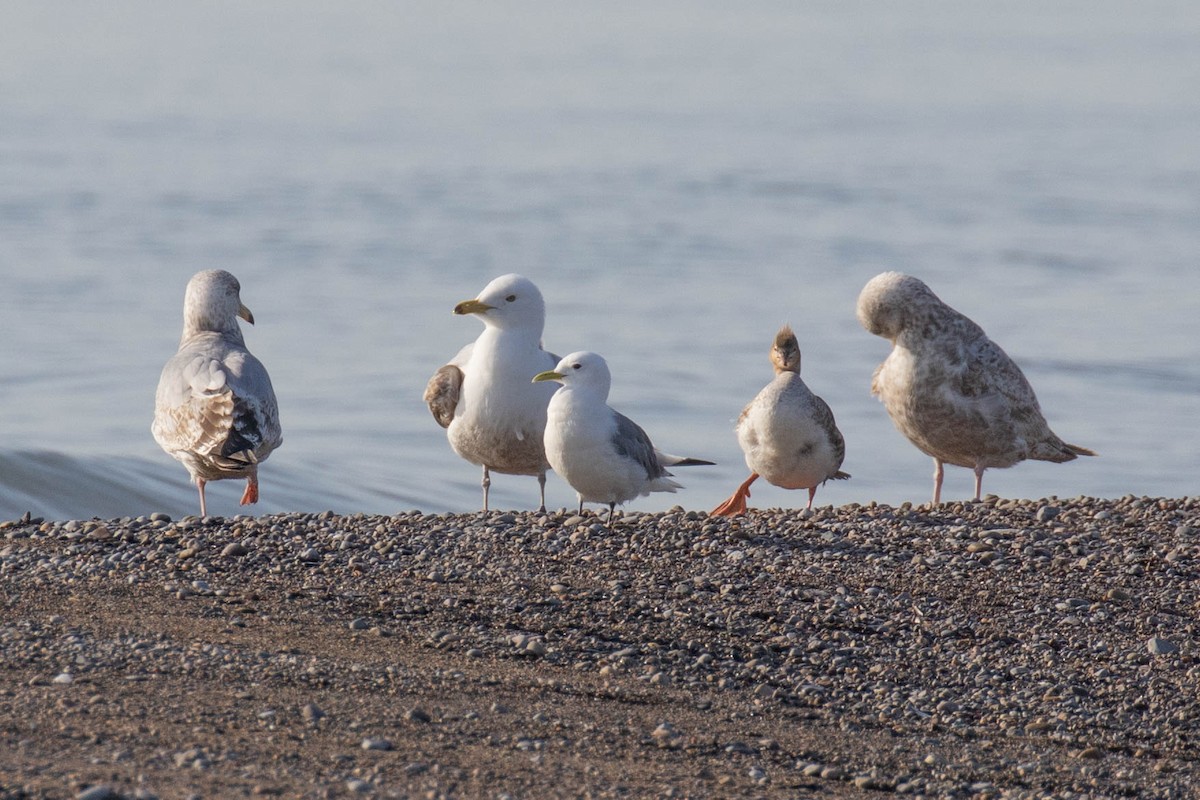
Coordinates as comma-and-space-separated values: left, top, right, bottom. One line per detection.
856, 271, 1094, 504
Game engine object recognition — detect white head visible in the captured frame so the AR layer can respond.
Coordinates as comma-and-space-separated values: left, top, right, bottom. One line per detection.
855, 271, 942, 341
532, 350, 612, 400
182, 269, 253, 340
454, 273, 546, 334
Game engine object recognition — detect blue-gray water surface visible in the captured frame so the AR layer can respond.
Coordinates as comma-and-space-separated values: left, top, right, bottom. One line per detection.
2, 2, 1197, 520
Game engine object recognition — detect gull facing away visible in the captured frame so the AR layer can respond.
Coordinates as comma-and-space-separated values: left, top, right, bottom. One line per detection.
856, 271, 1095, 505
711, 325, 849, 516
152, 270, 282, 517
423, 274, 560, 511
533, 351, 714, 523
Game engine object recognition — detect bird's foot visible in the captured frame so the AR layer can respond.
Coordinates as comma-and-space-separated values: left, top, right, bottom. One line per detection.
240, 480, 259, 506
710, 491, 749, 517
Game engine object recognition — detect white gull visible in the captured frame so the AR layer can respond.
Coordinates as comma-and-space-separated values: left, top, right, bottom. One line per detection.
424, 274, 559, 511
533, 351, 713, 522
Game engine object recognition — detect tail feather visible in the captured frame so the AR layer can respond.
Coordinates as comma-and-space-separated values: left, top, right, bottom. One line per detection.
830, 470, 851, 481
1034, 439, 1097, 463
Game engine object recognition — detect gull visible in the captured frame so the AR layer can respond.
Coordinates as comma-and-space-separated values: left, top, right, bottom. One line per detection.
424, 274, 559, 511
711, 325, 849, 516
856, 271, 1095, 504
152, 269, 282, 517
533, 351, 713, 522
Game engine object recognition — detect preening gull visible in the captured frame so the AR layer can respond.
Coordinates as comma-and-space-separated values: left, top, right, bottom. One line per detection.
711, 325, 848, 516
424, 274, 559, 511
533, 351, 714, 523
856, 271, 1095, 504
152, 269, 282, 517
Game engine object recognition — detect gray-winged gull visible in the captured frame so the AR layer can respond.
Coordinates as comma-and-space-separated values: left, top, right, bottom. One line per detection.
533, 351, 713, 522
152, 269, 282, 517
856, 271, 1095, 504
711, 325, 849, 516
424, 274, 559, 511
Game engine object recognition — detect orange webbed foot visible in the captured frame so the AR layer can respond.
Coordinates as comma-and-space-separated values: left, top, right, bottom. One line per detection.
240, 479, 259, 506
710, 473, 759, 517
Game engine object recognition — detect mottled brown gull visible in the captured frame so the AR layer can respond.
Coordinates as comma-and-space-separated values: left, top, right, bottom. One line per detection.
152, 270, 282, 517
856, 271, 1094, 504
533, 351, 714, 524
424, 274, 559, 511
711, 325, 849, 516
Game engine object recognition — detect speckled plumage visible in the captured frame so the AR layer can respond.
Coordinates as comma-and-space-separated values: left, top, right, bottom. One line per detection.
856, 271, 1094, 504
423, 274, 560, 511
152, 270, 282, 517
712, 326, 848, 516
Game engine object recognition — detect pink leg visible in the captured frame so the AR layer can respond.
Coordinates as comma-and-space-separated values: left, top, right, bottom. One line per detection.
973, 465, 985, 502
196, 478, 208, 518
932, 459, 944, 505
711, 473, 759, 517
481, 466, 491, 511
806, 486, 817, 510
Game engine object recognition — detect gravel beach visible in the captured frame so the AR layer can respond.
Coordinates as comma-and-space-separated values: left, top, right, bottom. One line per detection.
2, 497, 1197, 799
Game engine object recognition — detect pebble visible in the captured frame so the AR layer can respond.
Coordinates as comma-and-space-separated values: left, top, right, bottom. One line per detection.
361, 737, 393, 751
3, 497, 1198, 798
1147, 637, 1179, 655
222, 542, 248, 557
405, 706, 432, 723
76, 787, 119, 800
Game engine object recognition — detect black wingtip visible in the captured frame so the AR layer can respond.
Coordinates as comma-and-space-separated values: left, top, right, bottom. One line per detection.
673, 458, 716, 467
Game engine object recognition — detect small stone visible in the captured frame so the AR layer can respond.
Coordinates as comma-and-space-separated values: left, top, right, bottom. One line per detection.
52, 672, 74, 685
361, 737, 393, 751
345, 778, 370, 793
302, 703, 325, 724
1077, 747, 1104, 760
405, 707, 432, 723
222, 542, 248, 557
1147, 637, 1179, 655
348, 618, 371, 631
820, 765, 844, 780
76, 787, 119, 800
299, 547, 321, 562
1035, 505, 1060, 522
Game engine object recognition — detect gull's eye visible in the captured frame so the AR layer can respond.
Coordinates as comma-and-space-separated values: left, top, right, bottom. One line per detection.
572, 363, 582, 370
505, 294, 517, 302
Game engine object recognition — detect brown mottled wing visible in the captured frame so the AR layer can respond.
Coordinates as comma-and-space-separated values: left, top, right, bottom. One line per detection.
152, 342, 281, 472
424, 364, 463, 429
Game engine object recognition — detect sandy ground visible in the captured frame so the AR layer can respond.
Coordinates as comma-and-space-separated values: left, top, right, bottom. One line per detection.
2, 497, 1198, 799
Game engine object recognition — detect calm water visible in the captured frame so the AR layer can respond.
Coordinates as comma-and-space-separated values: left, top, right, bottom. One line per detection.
2, 2, 1197, 520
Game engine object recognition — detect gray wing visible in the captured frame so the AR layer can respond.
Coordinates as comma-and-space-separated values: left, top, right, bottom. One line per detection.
612, 411, 667, 480
810, 393, 849, 479
222, 349, 282, 464
424, 343, 472, 429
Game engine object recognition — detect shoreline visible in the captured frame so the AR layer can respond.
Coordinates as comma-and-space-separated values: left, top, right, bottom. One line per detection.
2, 497, 1197, 798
